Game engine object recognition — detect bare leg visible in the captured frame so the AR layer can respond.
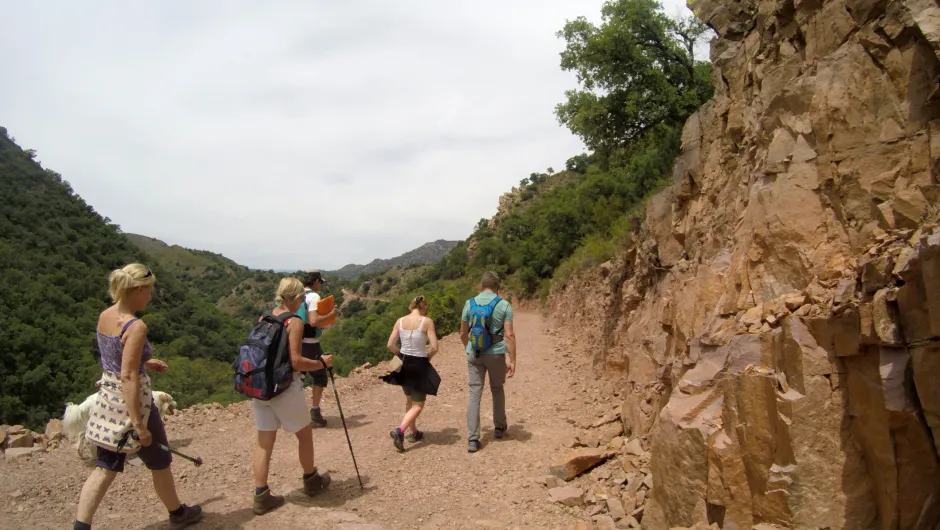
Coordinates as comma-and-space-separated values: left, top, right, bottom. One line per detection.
310, 386, 324, 408
403, 396, 415, 432
294, 425, 315, 475
151, 467, 182, 511
402, 401, 426, 433
253, 430, 278, 488
76, 467, 118, 524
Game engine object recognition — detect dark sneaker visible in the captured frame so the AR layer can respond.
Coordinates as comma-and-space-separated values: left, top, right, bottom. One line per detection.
390, 428, 405, 452
494, 427, 507, 439
303, 469, 332, 497
406, 430, 424, 443
310, 408, 327, 427
468, 440, 481, 453
169, 504, 204, 528
252, 489, 285, 515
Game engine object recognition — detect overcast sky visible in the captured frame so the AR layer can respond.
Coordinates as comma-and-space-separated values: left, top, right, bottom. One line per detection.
0, 0, 695, 271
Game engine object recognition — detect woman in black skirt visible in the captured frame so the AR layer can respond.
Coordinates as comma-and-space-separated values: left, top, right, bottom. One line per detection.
382, 295, 440, 452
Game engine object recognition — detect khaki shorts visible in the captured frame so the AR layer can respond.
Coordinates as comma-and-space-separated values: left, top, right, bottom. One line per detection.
252, 375, 309, 433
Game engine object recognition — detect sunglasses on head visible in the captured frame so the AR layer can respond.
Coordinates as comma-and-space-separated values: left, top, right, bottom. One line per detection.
142, 268, 153, 278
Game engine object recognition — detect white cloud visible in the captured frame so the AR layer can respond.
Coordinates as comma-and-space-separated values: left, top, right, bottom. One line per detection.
0, 0, 696, 270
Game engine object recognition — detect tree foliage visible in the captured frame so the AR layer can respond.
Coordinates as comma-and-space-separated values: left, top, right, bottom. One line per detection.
555, 0, 712, 155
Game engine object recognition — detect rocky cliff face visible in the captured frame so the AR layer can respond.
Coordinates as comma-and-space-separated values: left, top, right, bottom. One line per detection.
549, 0, 940, 527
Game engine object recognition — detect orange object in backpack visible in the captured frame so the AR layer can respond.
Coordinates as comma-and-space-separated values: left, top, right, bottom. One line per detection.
317, 295, 336, 328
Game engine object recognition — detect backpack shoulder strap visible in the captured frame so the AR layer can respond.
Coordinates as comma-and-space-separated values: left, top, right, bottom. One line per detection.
274, 312, 300, 325
487, 296, 503, 309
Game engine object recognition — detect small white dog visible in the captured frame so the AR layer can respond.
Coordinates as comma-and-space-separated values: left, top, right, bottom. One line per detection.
62, 385, 177, 458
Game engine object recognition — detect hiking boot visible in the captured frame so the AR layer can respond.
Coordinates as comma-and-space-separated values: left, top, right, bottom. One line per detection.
406, 430, 424, 443
390, 428, 405, 452
310, 407, 327, 427
494, 426, 507, 440
468, 440, 481, 453
303, 469, 332, 496
252, 489, 285, 515
169, 504, 204, 528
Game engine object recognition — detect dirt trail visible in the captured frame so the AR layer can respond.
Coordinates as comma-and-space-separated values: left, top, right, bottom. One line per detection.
340, 288, 388, 304
0, 312, 606, 530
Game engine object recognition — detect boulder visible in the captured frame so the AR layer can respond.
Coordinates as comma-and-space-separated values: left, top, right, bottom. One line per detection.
607, 497, 627, 520
550, 448, 615, 481
548, 486, 584, 507
4, 447, 42, 462
6, 433, 32, 449
44, 419, 64, 442
593, 515, 617, 530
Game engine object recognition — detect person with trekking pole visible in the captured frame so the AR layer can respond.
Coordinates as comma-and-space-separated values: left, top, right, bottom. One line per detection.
239, 278, 332, 515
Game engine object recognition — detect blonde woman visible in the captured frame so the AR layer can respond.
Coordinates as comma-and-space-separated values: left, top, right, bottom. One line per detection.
382, 295, 441, 452
73, 264, 203, 530
250, 277, 333, 515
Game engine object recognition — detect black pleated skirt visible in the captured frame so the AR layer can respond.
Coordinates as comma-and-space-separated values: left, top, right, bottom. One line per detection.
379, 354, 441, 396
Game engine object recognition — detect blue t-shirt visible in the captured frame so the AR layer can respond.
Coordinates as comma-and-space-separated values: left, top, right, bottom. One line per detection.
461, 292, 513, 355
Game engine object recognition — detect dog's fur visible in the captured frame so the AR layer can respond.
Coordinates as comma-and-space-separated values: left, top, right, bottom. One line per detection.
62, 389, 177, 458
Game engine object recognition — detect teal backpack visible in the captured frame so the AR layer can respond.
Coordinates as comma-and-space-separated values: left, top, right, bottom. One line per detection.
467, 296, 504, 356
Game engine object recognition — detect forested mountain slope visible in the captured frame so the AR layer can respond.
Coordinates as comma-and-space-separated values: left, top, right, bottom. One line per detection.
0, 128, 247, 429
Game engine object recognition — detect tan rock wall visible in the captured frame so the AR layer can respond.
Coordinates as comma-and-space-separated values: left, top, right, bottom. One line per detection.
548, 0, 940, 526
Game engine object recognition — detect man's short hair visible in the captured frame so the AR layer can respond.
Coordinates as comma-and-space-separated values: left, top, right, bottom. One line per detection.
481, 271, 500, 290
304, 271, 325, 288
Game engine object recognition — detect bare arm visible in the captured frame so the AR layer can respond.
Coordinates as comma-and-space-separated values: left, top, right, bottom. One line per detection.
387, 319, 401, 355
287, 318, 331, 372
426, 318, 439, 357
504, 320, 516, 378
460, 320, 469, 349
503, 320, 516, 363
120, 321, 147, 430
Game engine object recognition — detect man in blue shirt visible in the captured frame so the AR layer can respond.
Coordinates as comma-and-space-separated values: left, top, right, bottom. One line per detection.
460, 271, 516, 453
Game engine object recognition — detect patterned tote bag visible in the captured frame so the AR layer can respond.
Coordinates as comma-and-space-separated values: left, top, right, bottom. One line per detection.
84, 369, 153, 453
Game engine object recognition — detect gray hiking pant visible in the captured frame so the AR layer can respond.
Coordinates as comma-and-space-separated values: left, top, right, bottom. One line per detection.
467, 353, 508, 442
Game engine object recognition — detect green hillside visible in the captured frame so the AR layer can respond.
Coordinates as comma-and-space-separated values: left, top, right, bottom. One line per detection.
0, 129, 251, 429
124, 234, 349, 324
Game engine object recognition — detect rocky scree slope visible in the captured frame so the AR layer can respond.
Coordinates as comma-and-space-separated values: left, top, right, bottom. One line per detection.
549, 0, 940, 527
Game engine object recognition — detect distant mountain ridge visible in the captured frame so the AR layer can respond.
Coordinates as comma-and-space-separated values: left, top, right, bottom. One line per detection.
326, 239, 460, 279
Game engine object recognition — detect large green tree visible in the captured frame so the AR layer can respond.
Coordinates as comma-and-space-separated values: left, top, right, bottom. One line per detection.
555, 0, 713, 154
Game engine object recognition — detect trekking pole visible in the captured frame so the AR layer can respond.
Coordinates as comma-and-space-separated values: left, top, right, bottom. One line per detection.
117, 430, 204, 467
325, 358, 364, 489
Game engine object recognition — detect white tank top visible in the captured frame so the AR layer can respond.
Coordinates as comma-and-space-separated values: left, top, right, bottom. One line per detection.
399, 317, 428, 358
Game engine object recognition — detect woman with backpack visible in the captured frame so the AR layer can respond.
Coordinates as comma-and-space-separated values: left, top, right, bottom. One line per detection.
382, 295, 441, 452
73, 263, 203, 530
247, 277, 333, 515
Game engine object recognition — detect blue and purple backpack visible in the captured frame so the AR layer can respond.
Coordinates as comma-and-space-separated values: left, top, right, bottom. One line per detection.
233, 311, 297, 400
